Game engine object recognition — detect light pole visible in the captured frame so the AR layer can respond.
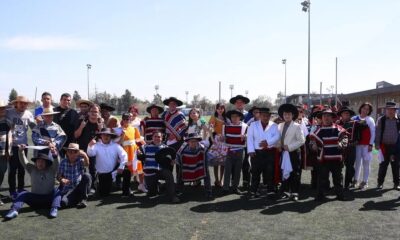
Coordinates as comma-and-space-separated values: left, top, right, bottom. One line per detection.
301, 0, 311, 108
282, 59, 287, 103
155, 85, 159, 95
86, 64, 92, 99
229, 84, 234, 98
185, 91, 189, 104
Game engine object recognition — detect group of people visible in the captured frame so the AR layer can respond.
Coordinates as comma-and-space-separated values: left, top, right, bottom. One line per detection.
0, 91, 399, 220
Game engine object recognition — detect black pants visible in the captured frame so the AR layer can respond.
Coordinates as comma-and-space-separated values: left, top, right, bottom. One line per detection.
344, 145, 356, 188
281, 151, 302, 194
88, 156, 97, 190
250, 150, 275, 193
168, 140, 183, 184
61, 173, 91, 207
378, 144, 399, 186
145, 169, 176, 200
8, 147, 26, 194
242, 149, 251, 186
317, 161, 344, 198
98, 169, 131, 197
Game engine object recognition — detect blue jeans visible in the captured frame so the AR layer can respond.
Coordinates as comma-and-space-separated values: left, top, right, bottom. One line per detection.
12, 189, 61, 211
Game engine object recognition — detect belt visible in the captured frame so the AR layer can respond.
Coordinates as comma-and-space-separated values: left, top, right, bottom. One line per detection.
122, 140, 136, 146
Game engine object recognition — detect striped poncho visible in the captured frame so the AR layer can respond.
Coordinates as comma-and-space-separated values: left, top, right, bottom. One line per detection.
143, 143, 168, 176
141, 117, 166, 143
309, 124, 348, 162
177, 143, 206, 182
161, 110, 187, 140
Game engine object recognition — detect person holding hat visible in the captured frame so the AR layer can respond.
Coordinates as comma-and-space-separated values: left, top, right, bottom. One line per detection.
375, 101, 400, 190
53, 93, 79, 157
0, 101, 12, 205
141, 104, 166, 144
309, 109, 349, 201
222, 109, 248, 194
6, 96, 36, 198
229, 95, 252, 189
32, 108, 66, 156
34, 92, 53, 123
5, 145, 60, 219
176, 133, 212, 199
336, 106, 358, 190
74, 104, 105, 192
247, 107, 280, 197
141, 131, 179, 203
76, 99, 93, 122
116, 113, 147, 193
87, 128, 131, 197
57, 143, 91, 209
276, 104, 305, 201
100, 103, 119, 128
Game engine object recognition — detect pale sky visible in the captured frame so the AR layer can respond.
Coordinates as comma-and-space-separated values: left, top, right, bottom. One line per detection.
1, 0, 399, 103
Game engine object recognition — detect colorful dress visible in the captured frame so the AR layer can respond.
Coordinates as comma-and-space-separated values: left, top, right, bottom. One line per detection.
208, 116, 227, 165
121, 125, 142, 174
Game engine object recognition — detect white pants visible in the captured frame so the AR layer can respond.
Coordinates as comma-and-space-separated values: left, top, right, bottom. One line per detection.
354, 145, 372, 183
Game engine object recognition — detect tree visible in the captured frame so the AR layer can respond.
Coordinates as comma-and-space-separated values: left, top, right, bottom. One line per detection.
250, 95, 273, 109
8, 88, 18, 103
95, 91, 111, 104
190, 94, 201, 108
119, 89, 134, 112
152, 93, 163, 105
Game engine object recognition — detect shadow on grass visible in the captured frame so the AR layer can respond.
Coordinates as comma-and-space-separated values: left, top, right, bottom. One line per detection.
359, 198, 400, 211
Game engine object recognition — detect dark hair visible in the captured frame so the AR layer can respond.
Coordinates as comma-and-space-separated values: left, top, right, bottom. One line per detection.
358, 102, 373, 116
152, 131, 163, 136
214, 103, 227, 122
89, 103, 100, 111
41, 92, 52, 98
60, 93, 71, 100
188, 108, 201, 125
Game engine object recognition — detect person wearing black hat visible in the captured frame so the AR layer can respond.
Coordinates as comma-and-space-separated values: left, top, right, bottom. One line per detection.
141, 104, 166, 144
5, 145, 60, 219
177, 133, 212, 199
223, 110, 248, 194
74, 104, 105, 192
100, 103, 119, 128
247, 107, 280, 197
141, 131, 179, 203
161, 97, 187, 149
87, 128, 131, 197
277, 104, 305, 201
336, 106, 358, 190
229, 95, 252, 189
375, 101, 400, 190
309, 109, 349, 201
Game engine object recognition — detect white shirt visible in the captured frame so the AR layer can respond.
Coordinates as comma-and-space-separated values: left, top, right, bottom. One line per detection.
87, 141, 128, 173
247, 120, 281, 153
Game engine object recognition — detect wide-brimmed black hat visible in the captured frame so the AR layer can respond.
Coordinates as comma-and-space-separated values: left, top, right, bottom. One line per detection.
99, 103, 115, 112
385, 101, 398, 109
278, 104, 299, 120
185, 133, 203, 142
31, 153, 53, 167
248, 106, 258, 115
155, 147, 176, 171
96, 128, 118, 138
163, 97, 183, 106
258, 107, 271, 114
316, 108, 336, 118
146, 104, 164, 114
337, 106, 356, 116
229, 95, 250, 104
226, 110, 244, 120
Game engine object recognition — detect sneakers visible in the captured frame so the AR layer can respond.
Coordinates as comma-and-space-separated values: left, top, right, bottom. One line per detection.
394, 185, 400, 191
122, 190, 134, 198
49, 208, 58, 218
0, 199, 4, 206
291, 193, 299, 202
77, 199, 88, 209
377, 184, 383, 190
359, 182, 368, 190
138, 183, 148, 193
5, 209, 18, 219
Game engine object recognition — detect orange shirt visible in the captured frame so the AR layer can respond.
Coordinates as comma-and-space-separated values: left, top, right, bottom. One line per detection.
209, 115, 225, 135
